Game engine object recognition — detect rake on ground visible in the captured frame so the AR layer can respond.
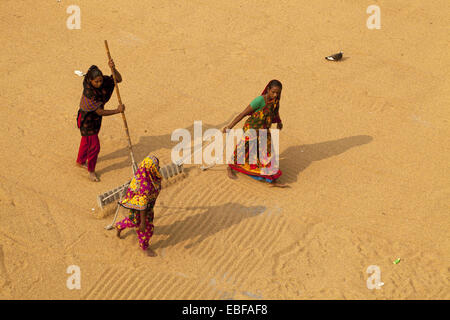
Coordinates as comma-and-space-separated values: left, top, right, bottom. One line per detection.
100, 135, 227, 229
100, 162, 185, 230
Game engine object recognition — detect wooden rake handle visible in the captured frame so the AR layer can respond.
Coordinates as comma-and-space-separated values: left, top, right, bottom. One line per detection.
104, 40, 138, 174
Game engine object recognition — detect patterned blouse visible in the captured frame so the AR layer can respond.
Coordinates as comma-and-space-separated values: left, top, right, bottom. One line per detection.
77, 75, 115, 136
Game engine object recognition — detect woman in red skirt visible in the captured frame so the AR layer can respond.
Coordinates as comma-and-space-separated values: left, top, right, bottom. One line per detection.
76, 59, 125, 182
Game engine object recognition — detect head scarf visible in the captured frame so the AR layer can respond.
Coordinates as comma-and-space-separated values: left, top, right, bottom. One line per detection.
120, 155, 162, 210
261, 79, 282, 99
79, 65, 115, 112
261, 80, 282, 123
83, 65, 106, 101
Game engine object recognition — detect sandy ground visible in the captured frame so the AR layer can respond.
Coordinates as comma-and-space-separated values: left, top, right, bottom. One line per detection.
0, 0, 449, 299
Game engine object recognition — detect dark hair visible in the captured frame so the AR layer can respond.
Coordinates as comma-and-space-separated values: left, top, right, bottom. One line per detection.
86, 65, 103, 81
268, 79, 282, 90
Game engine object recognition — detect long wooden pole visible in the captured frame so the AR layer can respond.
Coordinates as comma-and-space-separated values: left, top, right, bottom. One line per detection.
104, 40, 138, 174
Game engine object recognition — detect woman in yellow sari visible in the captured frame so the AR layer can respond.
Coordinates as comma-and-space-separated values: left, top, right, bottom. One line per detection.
115, 155, 162, 257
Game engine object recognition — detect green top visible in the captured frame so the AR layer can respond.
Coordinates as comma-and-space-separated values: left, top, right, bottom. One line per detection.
250, 95, 266, 112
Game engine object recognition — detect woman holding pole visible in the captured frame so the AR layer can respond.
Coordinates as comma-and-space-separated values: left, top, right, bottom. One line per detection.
76, 60, 125, 182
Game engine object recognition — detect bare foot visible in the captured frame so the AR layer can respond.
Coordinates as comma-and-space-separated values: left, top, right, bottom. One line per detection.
76, 162, 88, 170
89, 172, 100, 182
270, 181, 289, 188
143, 248, 157, 257
115, 226, 122, 239
227, 166, 237, 180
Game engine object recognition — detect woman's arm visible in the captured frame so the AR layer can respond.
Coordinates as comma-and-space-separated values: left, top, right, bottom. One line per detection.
276, 122, 283, 130
113, 69, 122, 83
222, 105, 254, 133
95, 104, 125, 116
108, 59, 122, 83
273, 110, 283, 129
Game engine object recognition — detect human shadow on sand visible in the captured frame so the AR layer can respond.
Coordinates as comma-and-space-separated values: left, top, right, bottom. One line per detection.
136, 202, 266, 250
278, 135, 373, 184
97, 116, 234, 177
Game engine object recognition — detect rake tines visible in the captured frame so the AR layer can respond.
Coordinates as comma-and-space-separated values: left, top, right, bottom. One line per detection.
160, 162, 184, 179
97, 180, 131, 210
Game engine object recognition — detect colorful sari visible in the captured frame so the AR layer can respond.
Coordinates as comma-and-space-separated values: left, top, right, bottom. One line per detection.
228, 83, 282, 182
116, 155, 162, 251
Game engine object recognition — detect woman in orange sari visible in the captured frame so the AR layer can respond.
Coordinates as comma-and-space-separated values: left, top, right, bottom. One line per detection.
222, 80, 286, 187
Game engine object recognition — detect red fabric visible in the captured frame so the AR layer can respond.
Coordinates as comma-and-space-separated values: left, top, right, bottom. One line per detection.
261, 83, 270, 95
228, 164, 282, 181
76, 134, 100, 172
